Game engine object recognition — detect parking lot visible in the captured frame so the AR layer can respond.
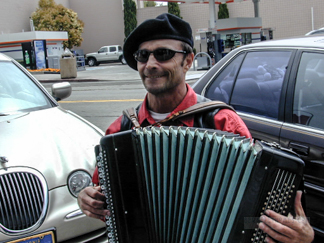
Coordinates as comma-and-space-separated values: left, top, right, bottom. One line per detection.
33, 62, 206, 83
39, 63, 206, 131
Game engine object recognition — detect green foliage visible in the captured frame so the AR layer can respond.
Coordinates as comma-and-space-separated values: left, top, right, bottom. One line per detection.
38, 0, 55, 8
124, 0, 137, 39
31, 0, 84, 49
168, 2, 182, 19
218, 3, 229, 19
144, 1, 156, 7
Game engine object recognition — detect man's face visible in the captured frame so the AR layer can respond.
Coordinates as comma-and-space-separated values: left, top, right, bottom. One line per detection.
137, 39, 192, 96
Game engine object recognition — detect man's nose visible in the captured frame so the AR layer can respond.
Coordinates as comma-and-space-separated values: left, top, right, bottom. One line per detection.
145, 53, 158, 67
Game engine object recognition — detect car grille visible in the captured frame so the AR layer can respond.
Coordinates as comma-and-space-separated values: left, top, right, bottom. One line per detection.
0, 167, 48, 235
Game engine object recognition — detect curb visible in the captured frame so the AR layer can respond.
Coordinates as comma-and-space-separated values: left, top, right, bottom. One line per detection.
38, 78, 99, 83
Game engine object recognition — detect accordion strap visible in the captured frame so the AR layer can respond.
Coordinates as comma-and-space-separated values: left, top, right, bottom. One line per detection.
123, 101, 235, 128
123, 107, 141, 128
155, 100, 235, 125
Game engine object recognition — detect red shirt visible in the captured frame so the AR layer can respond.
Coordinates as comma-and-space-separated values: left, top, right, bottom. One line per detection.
92, 84, 251, 185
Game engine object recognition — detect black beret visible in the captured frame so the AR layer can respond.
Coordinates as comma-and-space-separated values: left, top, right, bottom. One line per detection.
123, 13, 194, 70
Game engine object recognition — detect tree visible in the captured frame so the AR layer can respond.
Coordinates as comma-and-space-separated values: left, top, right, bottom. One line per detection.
124, 0, 137, 39
168, 2, 182, 19
31, 0, 84, 49
144, 1, 156, 7
218, 3, 229, 19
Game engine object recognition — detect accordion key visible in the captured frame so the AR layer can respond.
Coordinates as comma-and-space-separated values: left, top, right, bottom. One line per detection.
96, 126, 304, 243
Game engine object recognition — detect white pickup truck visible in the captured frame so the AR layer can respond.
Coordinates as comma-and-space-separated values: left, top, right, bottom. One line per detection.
85, 45, 126, 66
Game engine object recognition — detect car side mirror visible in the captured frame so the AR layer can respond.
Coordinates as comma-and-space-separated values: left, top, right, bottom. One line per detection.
51, 82, 72, 101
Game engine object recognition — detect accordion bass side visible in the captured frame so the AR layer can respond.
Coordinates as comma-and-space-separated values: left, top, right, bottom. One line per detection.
96, 126, 304, 243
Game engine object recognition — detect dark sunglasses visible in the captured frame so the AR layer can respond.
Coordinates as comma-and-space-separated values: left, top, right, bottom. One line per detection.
133, 48, 187, 63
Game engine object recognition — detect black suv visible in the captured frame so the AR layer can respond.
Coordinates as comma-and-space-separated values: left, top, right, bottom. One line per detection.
193, 35, 324, 242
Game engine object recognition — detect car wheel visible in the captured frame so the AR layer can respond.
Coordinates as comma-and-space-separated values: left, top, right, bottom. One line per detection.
88, 58, 96, 67
120, 56, 127, 65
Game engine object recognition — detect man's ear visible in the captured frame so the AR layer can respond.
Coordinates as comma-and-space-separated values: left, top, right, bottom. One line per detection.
185, 53, 194, 71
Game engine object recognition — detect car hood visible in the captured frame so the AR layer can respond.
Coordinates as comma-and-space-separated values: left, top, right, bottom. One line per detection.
0, 107, 103, 190
85, 52, 97, 56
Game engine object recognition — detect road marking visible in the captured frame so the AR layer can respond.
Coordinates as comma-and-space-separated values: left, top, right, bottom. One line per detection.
59, 99, 143, 103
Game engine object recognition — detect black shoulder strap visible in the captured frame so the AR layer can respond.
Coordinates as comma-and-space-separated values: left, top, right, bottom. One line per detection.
120, 103, 142, 131
193, 94, 232, 129
123, 107, 141, 128
120, 96, 235, 130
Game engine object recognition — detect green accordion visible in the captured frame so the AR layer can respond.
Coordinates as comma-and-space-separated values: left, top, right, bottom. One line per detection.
96, 126, 304, 243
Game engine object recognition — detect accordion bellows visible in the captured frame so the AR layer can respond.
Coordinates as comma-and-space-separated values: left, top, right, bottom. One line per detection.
97, 126, 304, 243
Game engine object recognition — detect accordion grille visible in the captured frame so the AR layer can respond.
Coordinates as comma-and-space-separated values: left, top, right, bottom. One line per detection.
136, 127, 256, 243
0, 169, 48, 234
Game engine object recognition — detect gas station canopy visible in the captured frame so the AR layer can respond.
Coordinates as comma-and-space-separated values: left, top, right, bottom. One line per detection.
139, 0, 264, 69
140, 0, 259, 28
142, 0, 248, 4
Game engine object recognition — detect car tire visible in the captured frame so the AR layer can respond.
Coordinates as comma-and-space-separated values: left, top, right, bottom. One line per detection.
120, 56, 127, 65
88, 57, 96, 67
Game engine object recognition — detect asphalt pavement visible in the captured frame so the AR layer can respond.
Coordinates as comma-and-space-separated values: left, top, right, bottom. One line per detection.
32, 63, 207, 83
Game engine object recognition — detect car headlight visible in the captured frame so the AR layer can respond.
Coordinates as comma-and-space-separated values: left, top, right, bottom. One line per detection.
68, 170, 92, 197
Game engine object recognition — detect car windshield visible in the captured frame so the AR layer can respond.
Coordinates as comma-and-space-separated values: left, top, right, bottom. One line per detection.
0, 61, 53, 115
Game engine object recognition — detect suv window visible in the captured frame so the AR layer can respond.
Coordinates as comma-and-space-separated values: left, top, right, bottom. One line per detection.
293, 52, 324, 130
98, 47, 108, 53
206, 51, 292, 119
109, 46, 116, 52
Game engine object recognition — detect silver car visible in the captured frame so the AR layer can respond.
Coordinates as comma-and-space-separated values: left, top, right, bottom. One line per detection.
0, 53, 106, 242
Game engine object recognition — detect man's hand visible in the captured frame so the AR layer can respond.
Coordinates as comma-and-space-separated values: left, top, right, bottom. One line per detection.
259, 190, 314, 243
77, 186, 110, 221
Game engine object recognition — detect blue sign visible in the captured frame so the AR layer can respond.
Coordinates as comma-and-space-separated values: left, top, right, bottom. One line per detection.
34, 40, 46, 69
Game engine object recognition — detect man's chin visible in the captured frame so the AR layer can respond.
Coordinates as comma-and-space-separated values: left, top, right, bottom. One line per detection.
143, 79, 165, 92
145, 86, 167, 95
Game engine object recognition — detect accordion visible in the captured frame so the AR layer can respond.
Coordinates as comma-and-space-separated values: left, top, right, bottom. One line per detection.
96, 126, 304, 243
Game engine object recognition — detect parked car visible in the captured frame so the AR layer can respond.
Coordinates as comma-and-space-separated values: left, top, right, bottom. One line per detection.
305, 27, 324, 36
85, 45, 126, 66
193, 35, 324, 242
0, 53, 106, 242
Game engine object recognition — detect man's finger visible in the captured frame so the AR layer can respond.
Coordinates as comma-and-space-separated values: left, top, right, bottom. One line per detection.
294, 190, 306, 219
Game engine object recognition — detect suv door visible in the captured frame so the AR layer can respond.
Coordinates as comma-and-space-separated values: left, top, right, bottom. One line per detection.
282, 50, 324, 240
107, 46, 118, 61
97, 47, 108, 62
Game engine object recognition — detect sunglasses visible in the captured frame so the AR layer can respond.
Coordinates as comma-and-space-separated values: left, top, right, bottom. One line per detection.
133, 48, 187, 63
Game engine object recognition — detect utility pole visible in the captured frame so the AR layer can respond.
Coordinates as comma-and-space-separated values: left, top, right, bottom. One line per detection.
209, 0, 216, 29
252, 0, 260, 17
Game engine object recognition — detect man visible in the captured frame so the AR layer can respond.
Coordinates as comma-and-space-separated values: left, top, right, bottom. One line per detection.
78, 13, 314, 242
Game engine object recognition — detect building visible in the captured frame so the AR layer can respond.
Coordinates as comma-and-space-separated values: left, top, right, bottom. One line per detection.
0, 0, 323, 59
0, 31, 68, 69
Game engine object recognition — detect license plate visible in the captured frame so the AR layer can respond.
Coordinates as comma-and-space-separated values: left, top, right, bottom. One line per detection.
7, 231, 55, 243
